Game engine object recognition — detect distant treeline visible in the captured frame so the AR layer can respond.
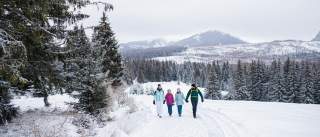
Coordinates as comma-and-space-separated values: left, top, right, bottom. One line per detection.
120, 46, 187, 58
124, 58, 320, 104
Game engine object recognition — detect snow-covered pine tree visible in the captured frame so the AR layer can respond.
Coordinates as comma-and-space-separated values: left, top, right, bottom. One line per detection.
0, 76, 18, 125
267, 60, 284, 102
122, 60, 134, 85
85, 11, 123, 115
205, 62, 221, 100
62, 25, 102, 114
232, 60, 250, 100
281, 58, 295, 103
249, 60, 265, 101
0, 0, 96, 107
92, 12, 123, 86
312, 63, 320, 104
300, 61, 314, 104
221, 62, 230, 90
137, 68, 146, 83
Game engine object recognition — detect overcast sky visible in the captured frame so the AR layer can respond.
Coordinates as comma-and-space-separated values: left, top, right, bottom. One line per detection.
81, 0, 320, 43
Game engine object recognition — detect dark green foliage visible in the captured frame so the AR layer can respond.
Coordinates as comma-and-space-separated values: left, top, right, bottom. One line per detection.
70, 12, 123, 115
0, 80, 18, 125
232, 60, 250, 100
0, 0, 117, 124
0, 0, 92, 108
267, 60, 284, 102
92, 12, 123, 86
205, 62, 221, 100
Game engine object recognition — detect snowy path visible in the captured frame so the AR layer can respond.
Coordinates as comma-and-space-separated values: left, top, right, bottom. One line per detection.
102, 82, 320, 137
130, 96, 253, 137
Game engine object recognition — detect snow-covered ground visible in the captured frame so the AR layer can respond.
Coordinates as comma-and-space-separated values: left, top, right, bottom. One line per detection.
106, 82, 320, 137
0, 94, 80, 137
1, 82, 320, 137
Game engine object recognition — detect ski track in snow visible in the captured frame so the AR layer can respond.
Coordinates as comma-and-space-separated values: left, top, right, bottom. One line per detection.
199, 105, 254, 137
130, 96, 253, 137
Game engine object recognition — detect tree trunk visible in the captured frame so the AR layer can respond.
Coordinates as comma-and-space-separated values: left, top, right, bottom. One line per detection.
44, 92, 50, 107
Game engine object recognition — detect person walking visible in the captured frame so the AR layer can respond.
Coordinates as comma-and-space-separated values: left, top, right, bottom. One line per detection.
185, 83, 204, 118
175, 88, 185, 117
165, 89, 174, 116
153, 84, 165, 118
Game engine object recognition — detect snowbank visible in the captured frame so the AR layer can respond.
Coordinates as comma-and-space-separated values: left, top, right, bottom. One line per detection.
11, 94, 77, 112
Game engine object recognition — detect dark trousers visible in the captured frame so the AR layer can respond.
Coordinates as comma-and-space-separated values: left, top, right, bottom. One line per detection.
191, 100, 198, 118
177, 105, 183, 116
167, 104, 173, 116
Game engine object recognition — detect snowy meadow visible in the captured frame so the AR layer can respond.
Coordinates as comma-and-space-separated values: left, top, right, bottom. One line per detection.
1, 82, 320, 137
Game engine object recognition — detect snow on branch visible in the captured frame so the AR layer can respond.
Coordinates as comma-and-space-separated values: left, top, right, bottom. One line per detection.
89, 1, 114, 11
4, 7, 57, 37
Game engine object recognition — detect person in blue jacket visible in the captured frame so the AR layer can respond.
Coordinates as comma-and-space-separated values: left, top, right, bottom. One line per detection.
153, 84, 165, 118
175, 88, 185, 117
185, 83, 204, 118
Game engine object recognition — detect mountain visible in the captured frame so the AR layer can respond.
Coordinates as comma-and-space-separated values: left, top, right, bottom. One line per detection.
119, 39, 169, 50
154, 40, 320, 64
119, 30, 246, 51
312, 31, 320, 41
172, 30, 247, 47
120, 31, 320, 62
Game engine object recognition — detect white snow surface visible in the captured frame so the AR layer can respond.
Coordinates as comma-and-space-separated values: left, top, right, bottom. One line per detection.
104, 81, 320, 137
2, 82, 320, 137
1, 94, 80, 137
11, 94, 77, 112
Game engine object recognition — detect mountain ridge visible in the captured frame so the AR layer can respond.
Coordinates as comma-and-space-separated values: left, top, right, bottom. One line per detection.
172, 30, 247, 47
119, 30, 247, 50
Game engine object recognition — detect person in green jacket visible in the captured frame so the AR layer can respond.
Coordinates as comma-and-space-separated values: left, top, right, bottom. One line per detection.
185, 83, 204, 118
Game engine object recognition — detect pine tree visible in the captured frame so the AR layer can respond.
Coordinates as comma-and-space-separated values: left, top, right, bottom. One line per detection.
92, 12, 123, 85
300, 62, 314, 104
0, 0, 98, 124
281, 58, 295, 103
205, 63, 221, 100
312, 63, 320, 104
221, 62, 230, 90
72, 12, 123, 115
267, 60, 284, 102
137, 68, 146, 83
249, 60, 265, 101
232, 60, 250, 100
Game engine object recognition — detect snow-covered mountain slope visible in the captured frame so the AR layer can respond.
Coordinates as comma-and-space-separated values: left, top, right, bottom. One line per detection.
312, 31, 320, 41
154, 40, 320, 64
173, 30, 247, 47
119, 39, 169, 50
119, 30, 246, 51
104, 81, 320, 137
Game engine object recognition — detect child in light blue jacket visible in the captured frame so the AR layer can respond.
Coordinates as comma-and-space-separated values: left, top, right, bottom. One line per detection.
175, 88, 185, 117
153, 84, 165, 118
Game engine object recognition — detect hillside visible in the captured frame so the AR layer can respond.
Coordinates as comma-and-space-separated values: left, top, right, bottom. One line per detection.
120, 31, 320, 62
154, 40, 320, 63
